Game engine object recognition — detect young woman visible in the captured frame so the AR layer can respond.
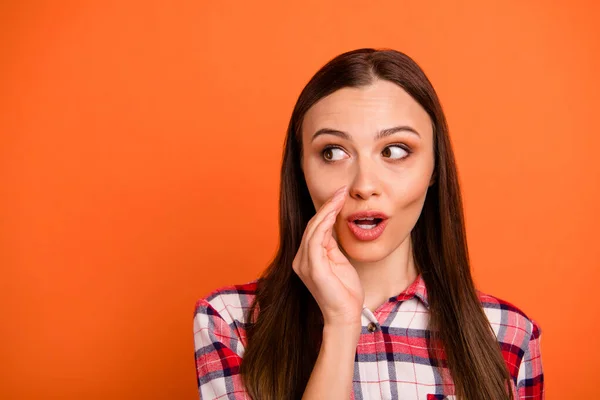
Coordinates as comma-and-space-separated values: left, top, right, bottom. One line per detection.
193, 48, 544, 400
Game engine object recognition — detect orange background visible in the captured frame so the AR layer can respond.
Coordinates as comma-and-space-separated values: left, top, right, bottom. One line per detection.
1, 1, 598, 399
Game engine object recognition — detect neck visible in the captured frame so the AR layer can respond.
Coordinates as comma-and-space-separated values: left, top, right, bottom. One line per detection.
349, 236, 418, 313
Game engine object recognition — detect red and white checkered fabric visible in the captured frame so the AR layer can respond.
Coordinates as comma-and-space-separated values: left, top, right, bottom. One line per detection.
193, 274, 544, 399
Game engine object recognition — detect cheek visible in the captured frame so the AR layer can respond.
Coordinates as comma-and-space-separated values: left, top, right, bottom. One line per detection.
387, 171, 432, 213
304, 164, 347, 211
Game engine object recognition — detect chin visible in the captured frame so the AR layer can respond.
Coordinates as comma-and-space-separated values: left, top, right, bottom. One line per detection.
337, 236, 393, 263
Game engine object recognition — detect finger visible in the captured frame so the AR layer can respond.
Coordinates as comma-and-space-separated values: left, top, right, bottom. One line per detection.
322, 205, 342, 252
307, 185, 347, 230
301, 186, 346, 246
301, 185, 346, 262
323, 221, 338, 253
307, 209, 337, 263
317, 185, 348, 214
323, 214, 348, 264
327, 244, 348, 265
305, 186, 347, 241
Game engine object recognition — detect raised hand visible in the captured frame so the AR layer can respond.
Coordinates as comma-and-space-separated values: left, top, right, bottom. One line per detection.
292, 186, 365, 327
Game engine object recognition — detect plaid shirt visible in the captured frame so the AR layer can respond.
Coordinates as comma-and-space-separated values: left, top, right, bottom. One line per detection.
193, 274, 544, 399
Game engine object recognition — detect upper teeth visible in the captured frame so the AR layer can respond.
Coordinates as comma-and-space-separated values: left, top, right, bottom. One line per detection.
360, 217, 375, 220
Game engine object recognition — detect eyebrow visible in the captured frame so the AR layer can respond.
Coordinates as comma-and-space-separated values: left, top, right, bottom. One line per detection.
310, 125, 421, 143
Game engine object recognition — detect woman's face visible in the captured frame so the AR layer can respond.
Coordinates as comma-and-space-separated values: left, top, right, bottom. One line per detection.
301, 79, 435, 263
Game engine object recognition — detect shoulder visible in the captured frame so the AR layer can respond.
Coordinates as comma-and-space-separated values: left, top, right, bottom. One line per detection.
476, 290, 544, 391
193, 281, 259, 396
193, 279, 259, 327
476, 289, 542, 378
476, 289, 542, 341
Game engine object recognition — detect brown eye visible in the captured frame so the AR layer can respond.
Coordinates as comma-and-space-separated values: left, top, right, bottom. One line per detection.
382, 145, 409, 160
322, 147, 347, 162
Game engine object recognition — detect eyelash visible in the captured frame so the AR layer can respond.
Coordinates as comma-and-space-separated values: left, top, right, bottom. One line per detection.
320, 143, 412, 163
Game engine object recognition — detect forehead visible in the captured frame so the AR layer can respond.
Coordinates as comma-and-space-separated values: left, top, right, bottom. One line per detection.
302, 79, 432, 141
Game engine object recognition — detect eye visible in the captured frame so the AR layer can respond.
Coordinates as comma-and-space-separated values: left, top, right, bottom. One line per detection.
382, 145, 409, 160
322, 146, 348, 162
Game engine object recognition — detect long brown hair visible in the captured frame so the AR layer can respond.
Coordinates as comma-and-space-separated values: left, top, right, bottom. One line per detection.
240, 48, 513, 400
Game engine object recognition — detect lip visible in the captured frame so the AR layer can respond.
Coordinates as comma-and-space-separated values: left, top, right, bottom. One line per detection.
346, 210, 389, 222
346, 210, 389, 242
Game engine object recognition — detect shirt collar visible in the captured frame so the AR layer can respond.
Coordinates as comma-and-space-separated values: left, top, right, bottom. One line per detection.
389, 273, 429, 309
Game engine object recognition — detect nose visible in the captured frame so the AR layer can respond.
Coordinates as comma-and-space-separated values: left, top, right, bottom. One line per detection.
348, 158, 382, 201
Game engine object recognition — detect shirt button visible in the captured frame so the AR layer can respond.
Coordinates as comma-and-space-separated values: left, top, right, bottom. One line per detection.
367, 322, 377, 332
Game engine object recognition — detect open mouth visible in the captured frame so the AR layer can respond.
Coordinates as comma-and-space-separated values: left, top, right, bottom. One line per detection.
346, 212, 389, 241
352, 217, 384, 230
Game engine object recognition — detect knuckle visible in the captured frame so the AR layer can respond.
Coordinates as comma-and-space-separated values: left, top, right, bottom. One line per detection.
306, 218, 315, 230
300, 230, 309, 245
292, 257, 301, 273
